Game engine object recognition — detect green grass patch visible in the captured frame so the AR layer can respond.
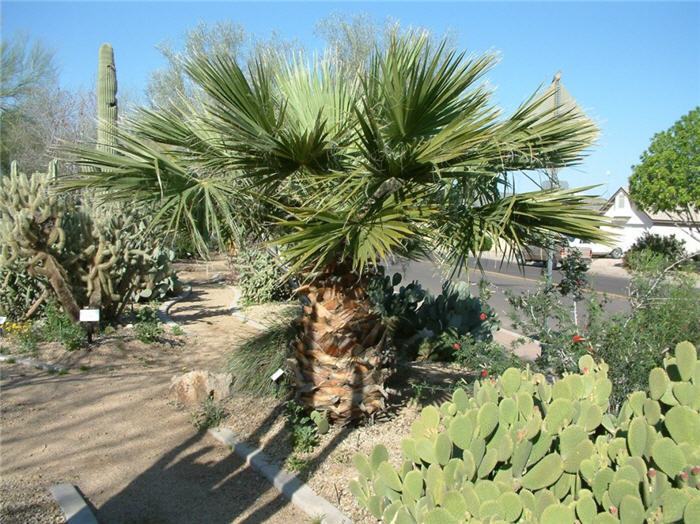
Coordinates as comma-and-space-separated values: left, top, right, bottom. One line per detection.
226, 312, 296, 397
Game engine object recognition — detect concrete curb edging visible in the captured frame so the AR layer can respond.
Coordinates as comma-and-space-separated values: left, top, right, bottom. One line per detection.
209, 427, 352, 524
0, 354, 68, 372
226, 285, 268, 331
157, 285, 192, 330
49, 483, 99, 524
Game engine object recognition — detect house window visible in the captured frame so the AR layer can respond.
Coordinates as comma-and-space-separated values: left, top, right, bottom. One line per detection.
616, 194, 625, 209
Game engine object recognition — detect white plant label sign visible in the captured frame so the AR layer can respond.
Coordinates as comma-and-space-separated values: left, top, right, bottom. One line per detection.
270, 368, 284, 382
0, 316, 6, 325
79, 309, 100, 322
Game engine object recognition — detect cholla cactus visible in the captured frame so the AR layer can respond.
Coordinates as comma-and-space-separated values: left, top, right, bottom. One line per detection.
0, 161, 81, 321
0, 163, 179, 323
351, 342, 700, 522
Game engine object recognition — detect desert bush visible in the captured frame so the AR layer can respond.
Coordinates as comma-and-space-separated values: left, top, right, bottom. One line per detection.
229, 244, 292, 305
1, 319, 39, 353
133, 306, 163, 343
351, 341, 700, 523
508, 253, 699, 409
623, 232, 687, 270
449, 335, 522, 377
191, 397, 225, 430
41, 302, 86, 351
226, 313, 296, 397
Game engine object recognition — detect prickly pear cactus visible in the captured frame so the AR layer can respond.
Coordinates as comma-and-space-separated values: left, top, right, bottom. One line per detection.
351, 342, 700, 522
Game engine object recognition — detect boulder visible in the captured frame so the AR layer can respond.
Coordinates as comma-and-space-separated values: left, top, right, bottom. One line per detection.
168, 370, 232, 406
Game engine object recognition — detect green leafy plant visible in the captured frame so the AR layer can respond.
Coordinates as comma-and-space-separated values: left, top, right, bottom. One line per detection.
285, 399, 320, 453
623, 233, 688, 271
191, 397, 224, 430
558, 249, 589, 301
451, 335, 522, 377
41, 302, 86, 351
133, 306, 162, 344
230, 245, 292, 305
285, 454, 311, 473
629, 106, 700, 240
350, 341, 700, 522
512, 251, 700, 411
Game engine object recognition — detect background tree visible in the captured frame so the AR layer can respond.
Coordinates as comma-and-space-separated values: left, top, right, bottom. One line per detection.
63, 31, 611, 421
146, 21, 302, 110
1, 34, 97, 175
629, 106, 699, 239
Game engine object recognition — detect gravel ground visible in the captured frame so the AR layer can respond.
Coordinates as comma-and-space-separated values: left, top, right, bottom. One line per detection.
0, 260, 306, 524
0, 478, 65, 524
219, 362, 474, 523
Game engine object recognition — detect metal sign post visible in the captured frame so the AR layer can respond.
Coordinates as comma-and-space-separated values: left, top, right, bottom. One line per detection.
79, 309, 100, 344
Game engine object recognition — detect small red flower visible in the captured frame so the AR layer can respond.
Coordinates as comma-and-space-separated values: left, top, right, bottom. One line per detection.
648, 468, 656, 478
481, 370, 488, 377
582, 366, 590, 374
577, 280, 583, 285
454, 343, 461, 350
479, 313, 487, 321
681, 472, 689, 480
610, 507, 618, 516
573, 335, 583, 342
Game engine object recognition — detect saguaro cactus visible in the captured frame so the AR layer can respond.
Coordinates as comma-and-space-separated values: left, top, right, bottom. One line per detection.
97, 43, 117, 153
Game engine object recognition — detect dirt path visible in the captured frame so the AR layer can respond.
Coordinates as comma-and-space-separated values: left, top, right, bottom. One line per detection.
0, 261, 306, 524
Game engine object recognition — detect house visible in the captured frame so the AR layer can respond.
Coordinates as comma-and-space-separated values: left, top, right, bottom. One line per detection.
599, 187, 700, 255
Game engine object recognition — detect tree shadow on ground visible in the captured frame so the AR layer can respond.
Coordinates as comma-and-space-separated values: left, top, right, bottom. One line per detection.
96, 428, 299, 524
98, 368, 364, 523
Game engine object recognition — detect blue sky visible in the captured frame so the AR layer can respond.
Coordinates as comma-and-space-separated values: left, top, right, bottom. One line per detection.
2, 1, 698, 196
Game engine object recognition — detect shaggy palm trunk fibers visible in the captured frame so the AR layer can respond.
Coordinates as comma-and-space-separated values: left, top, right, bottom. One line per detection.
292, 266, 391, 422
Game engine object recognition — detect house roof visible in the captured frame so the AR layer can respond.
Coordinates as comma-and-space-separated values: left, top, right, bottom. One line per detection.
601, 187, 699, 225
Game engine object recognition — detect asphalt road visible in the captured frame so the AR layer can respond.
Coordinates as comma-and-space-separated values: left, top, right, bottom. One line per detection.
385, 256, 631, 330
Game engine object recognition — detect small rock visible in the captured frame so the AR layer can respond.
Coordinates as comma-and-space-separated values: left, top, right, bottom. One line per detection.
168, 370, 232, 406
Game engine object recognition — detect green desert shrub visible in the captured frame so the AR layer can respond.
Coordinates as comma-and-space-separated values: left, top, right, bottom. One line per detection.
191, 397, 225, 430
41, 302, 86, 351
133, 306, 163, 344
351, 341, 700, 523
226, 313, 295, 397
230, 244, 292, 305
623, 232, 687, 271
508, 255, 700, 410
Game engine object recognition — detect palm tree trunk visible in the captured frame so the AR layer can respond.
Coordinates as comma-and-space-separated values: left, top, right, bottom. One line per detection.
291, 264, 391, 422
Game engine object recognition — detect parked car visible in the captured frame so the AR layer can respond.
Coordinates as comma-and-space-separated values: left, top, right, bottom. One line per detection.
570, 238, 624, 259
521, 238, 593, 268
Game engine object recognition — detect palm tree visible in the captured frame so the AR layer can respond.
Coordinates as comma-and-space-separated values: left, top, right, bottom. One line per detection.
62, 33, 611, 421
